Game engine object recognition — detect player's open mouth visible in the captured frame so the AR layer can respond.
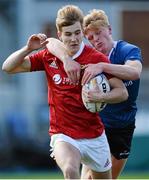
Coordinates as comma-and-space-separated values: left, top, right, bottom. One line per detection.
70, 44, 78, 47
96, 42, 103, 48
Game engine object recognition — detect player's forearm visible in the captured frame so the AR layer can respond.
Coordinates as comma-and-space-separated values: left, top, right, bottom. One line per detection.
102, 87, 128, 104
46, 38, 71, 63
101, 63, 141, 80
2, 46, 31, 73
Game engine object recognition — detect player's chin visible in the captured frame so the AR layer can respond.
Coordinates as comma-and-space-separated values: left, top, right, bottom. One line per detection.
96, 46, 105, 53
70, 45, 79, 51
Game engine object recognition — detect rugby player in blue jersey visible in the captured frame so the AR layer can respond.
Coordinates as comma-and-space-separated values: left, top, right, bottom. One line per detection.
46, 9, 142, 179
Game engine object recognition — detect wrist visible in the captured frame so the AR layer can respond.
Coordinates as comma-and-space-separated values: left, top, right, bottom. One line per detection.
100, 93, 106, 103
99, 62, 105, 72
62, 54, 72, 64
23, 45, 34, 55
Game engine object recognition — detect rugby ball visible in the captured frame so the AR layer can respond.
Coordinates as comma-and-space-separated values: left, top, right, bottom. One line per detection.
82, 73, 110, 113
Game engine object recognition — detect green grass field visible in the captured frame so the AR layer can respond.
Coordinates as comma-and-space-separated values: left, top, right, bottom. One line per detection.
0, 171, 149, 179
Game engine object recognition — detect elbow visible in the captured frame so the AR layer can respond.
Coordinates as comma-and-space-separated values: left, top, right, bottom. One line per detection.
2, 63, 7, 72
122, 89, 129, 101
2, 63, 13, 74
116, 88, 129, 103
130, 66, 142, 80
131, 71, 141, 80
135, 71, 141, 79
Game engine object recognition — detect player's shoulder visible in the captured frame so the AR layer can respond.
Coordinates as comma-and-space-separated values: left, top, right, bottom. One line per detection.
114, 40, 142, 63
84, 44, 98, 52
83, 45, 109, 64
117, 40, 140, 52
37, 48, 56, 59
84, 44, 106, 57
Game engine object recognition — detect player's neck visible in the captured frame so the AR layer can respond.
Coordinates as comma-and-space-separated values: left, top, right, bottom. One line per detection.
71, 42, 85, 60
107, 40, 115, 56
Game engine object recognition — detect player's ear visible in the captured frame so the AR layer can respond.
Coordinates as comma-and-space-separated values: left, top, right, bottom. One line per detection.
108, 25, 112, 35
82, 28, 85, 37
57, 31, 62, 41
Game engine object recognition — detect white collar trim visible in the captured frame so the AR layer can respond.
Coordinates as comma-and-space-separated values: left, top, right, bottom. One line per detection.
108, 41, 117, 59
72, 42, 85, 60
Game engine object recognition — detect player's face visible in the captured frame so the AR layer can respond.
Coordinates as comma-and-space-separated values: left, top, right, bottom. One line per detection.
85, 26, 112, 55
58, 21, 84, 56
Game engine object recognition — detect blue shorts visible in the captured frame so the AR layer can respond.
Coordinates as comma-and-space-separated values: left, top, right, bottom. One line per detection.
105, 122, 135, 160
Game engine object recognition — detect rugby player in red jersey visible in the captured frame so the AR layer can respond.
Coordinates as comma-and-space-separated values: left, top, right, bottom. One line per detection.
46, 9, 142, 179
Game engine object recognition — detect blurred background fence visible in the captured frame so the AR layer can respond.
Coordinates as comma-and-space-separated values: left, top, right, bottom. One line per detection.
0, 0, 149, 176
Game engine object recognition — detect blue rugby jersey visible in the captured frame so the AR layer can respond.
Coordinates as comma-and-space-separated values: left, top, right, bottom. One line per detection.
100, 40, 143, 128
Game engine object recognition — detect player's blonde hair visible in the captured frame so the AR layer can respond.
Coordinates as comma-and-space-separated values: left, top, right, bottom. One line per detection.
83, 9, 110, 34
56, 5, 84, 32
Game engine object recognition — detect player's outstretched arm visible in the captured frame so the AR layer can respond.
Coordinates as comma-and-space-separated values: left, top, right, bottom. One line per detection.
98, 61, 142, 80
46, 38, 81, 84
81, 60, 142, 85
2, 33, 48, 74
2, 46, 31, 74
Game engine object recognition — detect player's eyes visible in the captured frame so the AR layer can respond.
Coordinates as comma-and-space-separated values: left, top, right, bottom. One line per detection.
75, 30, 81, 35
87, 36, 93, 41
96, 31, 101, 35
65, 33, 71, 36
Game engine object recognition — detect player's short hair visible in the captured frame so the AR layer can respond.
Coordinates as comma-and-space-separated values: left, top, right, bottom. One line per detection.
56, 5, 84, 32
83, 9, 110, 34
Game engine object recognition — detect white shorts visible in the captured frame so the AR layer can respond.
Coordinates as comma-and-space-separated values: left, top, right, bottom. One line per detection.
50, 131, 111, 172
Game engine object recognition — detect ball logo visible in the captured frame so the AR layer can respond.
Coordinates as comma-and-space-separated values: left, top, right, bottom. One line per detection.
102, 83, 107, 93
53, 74, 62, 84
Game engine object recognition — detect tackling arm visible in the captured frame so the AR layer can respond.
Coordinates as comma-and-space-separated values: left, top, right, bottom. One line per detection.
82, 60, 142, 85
100, 60, 142, 80
46, 38, 81, 84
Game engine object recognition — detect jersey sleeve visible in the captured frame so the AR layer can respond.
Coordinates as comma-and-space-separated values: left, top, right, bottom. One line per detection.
29, 49, 46, 71
122, 44, 143, 64
97, 51, 111, 64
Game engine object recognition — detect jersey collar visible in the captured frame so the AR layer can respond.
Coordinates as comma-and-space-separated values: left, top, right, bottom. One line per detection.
72, 42, 85, 60
108, 41, 117, 59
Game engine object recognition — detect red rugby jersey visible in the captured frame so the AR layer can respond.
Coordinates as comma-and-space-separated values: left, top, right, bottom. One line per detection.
29, 45, 110, 139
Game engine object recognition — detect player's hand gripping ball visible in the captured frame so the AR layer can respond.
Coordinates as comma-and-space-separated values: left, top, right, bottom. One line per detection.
82, 73, 110, 113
